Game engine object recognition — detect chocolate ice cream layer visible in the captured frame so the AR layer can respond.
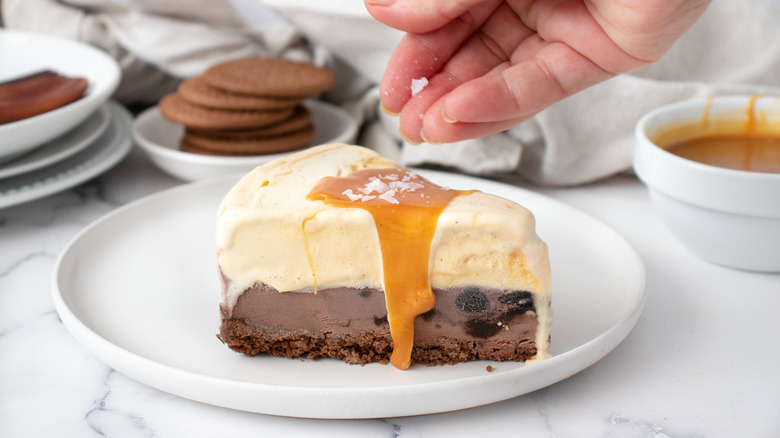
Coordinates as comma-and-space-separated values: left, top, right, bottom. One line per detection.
218, 284, 541, 365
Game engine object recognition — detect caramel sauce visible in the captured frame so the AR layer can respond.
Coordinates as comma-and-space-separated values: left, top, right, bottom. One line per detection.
653, 96, 780, 173
666, 134, 780, 173
307, 168, 466, 369
301, 216, 319, 292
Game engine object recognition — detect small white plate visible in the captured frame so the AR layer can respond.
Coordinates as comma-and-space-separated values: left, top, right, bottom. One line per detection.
0, 103, 110, 179
53, 171, 646, 419
0, 102, 132, 209
133, 99, 360, 181
0, 30, 120, 162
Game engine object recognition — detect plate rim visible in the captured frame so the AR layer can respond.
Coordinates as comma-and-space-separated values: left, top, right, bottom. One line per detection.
0, 101, 132, 209
0, 103, 112, 179
52, 171, 647, 418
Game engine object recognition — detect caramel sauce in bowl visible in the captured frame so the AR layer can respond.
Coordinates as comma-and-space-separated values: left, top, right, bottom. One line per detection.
663, 134, 780, 173
651, 96, 780, 173
634, 96, 780, 272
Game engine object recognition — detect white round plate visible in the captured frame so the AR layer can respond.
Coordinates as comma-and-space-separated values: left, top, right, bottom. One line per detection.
0, 30, 120, 162
0, 102, 132, 209
133, 99, 360, 181
0, 103, 111, 179
53, 171, 646, 419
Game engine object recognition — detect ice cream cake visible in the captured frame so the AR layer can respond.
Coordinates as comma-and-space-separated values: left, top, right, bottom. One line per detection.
216, 144, 551, 369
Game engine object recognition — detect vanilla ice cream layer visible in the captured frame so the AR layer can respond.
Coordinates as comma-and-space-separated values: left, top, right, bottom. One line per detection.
216, 143, 551, 312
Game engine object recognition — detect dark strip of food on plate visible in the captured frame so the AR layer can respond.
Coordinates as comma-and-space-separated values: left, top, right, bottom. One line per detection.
0, 70, 88, 124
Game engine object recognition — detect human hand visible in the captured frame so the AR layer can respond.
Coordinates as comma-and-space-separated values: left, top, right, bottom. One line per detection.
365, 0, 711, 144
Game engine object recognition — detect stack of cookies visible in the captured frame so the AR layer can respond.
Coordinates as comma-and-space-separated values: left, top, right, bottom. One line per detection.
159, 57, 335, 156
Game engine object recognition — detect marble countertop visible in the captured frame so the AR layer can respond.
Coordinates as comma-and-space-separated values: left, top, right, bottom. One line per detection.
1, 136, 779, 437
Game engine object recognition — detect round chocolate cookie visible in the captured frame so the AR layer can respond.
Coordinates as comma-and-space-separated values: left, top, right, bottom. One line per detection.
183, 125, 315, 155
179, 139, 224, 156
186, 105, 312, 140
159, 93, 293, 130
202, 57, 335, 98
178, 76, 304, 111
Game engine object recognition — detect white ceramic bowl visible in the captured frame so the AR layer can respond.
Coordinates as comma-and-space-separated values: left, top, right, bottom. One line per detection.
634, 95, 780, 272
132, 99, 359, 181
0, 30, 121, 162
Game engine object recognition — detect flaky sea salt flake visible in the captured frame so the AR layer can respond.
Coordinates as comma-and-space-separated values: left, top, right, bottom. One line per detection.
378, 189, 399, 204
342, 189, 377, 202
359, 177, 389, 195
389, 180, 424, 192
343, 189, 362, 202
411, 77, 428, 96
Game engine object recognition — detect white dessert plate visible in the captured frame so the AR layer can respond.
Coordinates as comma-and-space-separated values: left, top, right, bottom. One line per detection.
52, 171, 646, 419
0, 102, 132, 209
133, 99, 360, 181
0, 30, 121, 162
0, 103, 111, 179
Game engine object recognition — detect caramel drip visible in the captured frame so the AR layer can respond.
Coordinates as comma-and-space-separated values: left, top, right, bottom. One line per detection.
701, 96, 713, 127
307, 169, 466, 369
301, 215, 319, 293
746, 94, 759, 130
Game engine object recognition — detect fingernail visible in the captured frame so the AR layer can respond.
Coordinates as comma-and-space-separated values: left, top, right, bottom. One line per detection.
365, 0, 396, 5
380, 102, 399, 117
399, 129, 420, 146
441, 106, 457, 124
420, 127, 439, 145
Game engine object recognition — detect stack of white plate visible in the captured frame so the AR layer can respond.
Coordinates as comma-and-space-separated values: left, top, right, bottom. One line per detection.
0, 30, 132, 209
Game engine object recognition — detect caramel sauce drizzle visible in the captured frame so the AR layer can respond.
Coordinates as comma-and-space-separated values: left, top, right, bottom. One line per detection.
307, 168, 466, 369
301, 216, 319, 293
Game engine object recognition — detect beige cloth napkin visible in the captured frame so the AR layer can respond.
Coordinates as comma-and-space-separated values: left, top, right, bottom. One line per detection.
1, 0, 310, 102
263, 0, 780, 185
5, 0, 780, 185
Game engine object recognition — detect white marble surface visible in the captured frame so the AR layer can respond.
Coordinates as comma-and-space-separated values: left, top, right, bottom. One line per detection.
1, 129, 779, 437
